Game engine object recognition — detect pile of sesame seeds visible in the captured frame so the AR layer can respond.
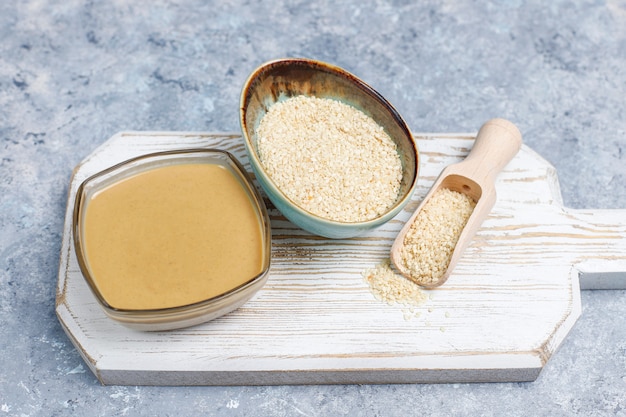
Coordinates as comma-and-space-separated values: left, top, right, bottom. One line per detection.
362, 259, 427, 307
256, 95, 403, 223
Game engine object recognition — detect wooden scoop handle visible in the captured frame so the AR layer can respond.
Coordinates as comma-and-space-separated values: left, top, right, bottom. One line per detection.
458, 118, 523, 186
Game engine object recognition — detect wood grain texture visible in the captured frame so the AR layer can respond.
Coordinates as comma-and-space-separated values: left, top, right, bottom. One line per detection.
55, 132, 626, 386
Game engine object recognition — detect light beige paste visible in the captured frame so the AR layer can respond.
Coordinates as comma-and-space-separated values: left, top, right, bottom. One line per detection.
83, 163, 264, 310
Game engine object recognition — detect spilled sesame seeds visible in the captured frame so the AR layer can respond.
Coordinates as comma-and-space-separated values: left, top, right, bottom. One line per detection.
362, 259, 427, 319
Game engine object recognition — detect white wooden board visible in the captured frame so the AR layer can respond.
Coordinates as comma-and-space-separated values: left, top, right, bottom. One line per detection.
56, 132, 626, 386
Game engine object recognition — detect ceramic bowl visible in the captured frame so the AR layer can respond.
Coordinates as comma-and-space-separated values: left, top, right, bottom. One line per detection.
239, 58, 419, 238
72, 149, 272, 331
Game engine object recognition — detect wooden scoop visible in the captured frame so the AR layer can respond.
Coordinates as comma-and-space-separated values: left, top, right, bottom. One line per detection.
390, 118, 523, 287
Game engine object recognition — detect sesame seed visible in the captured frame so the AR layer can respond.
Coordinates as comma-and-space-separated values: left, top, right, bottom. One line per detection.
362, 259, 427, 311
257, 95, 403, 223
399, 188, 476, 285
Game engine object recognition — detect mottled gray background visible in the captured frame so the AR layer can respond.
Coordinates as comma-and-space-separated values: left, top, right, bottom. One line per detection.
1, 0, 625, 416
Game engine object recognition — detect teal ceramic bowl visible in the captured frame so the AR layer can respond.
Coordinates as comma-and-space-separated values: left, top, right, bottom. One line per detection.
239, 58, 419, 239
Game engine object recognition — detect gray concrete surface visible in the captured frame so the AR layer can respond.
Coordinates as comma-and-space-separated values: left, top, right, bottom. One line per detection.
1, 0, 625, 416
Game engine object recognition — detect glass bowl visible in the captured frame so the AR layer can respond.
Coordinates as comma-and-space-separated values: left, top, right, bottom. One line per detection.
73, 149, 271, 331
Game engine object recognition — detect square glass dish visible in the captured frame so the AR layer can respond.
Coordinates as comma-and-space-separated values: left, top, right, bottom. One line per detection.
72, 149, 271, 331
